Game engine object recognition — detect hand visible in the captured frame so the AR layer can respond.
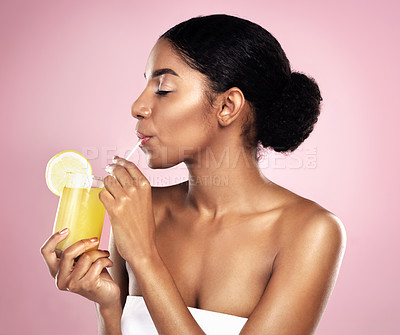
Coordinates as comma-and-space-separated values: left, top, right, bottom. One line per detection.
40, 230, 121, 308
100, 156, 157, 266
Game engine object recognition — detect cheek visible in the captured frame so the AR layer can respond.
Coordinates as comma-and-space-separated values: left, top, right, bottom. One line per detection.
144, 92, 214, 168
154, 91, 213, 144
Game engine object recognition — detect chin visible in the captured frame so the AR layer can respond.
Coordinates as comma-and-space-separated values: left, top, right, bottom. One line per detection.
145, 154, 181, 169
142, 145, 191, 169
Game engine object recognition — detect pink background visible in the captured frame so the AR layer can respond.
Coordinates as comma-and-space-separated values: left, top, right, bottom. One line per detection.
1, 0, 399, 334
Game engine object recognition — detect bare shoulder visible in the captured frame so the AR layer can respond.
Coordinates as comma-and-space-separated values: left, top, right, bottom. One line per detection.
240, 187, 347, 334
272, 186, 347, 266
263, 182, 346, 254
292, 197, 346, 248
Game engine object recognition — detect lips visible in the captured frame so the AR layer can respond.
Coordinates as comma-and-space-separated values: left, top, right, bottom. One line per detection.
136, 131, 151, 144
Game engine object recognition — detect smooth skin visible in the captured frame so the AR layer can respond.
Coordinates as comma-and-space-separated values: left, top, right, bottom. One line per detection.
41, 39, 346, 335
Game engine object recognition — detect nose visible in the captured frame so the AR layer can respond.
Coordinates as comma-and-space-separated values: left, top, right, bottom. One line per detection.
131, 98, 152, 120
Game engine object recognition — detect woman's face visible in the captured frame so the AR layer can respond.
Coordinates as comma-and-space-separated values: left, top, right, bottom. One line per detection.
132, 38, 217, 168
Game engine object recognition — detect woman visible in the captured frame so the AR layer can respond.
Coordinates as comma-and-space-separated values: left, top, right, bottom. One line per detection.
41, 14, 346, 335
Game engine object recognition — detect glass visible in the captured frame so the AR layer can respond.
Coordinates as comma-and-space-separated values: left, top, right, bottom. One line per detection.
53, 172, 105, 257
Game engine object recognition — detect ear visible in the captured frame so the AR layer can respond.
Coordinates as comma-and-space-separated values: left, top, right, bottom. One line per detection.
216, 87, 246, 127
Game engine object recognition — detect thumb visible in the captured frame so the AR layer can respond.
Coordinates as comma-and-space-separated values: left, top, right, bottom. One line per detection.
40, 228, 70, 277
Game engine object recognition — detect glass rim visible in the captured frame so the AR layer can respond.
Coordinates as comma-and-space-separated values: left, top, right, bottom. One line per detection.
65, 172, 103, 180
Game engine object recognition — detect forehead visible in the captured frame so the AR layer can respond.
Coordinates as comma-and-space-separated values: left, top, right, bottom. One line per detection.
145, 39, 205, 82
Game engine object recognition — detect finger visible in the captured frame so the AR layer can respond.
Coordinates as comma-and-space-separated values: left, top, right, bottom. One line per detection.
56, 238, 99, 290
69, 249, 110, 282
103, 174, 126, 199
99, 188, 115, 208
112, 156, 139, 171
83, 257, 114, 284
112, 157, 149, 189
69, 258, 113, 294
40, 228, 70, 278
107, 164, 137, 192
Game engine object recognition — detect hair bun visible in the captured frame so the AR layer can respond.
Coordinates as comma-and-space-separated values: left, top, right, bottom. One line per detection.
257, 72, 322, 153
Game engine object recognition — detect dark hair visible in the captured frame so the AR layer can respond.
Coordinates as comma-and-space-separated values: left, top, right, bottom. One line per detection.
160, 14, 322, 153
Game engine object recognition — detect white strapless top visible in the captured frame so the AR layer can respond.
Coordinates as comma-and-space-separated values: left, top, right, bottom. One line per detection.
121, 296, 248, 334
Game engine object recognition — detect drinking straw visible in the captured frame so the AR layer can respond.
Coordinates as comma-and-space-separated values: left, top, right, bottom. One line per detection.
124, 139, 143, 160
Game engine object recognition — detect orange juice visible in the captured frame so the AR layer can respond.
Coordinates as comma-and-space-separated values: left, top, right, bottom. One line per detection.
53, 174, 105, 254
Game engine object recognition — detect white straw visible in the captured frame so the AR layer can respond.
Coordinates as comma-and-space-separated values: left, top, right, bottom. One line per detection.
124, 139, 143, 160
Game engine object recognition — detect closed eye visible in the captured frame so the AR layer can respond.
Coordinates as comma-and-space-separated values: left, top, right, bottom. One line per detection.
156, 90, 172, 96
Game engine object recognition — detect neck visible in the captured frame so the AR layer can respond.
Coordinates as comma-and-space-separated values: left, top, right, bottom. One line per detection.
184, 143, 271, 217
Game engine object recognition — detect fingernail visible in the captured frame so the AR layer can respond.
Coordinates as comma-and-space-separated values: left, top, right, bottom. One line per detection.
112, 155, 119, 163
59, 228, 69, 234
90, 237, 98, 242
105, 165, 113, 174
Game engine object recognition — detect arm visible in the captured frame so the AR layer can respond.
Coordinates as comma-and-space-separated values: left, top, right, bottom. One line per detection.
95, 229, 129, 335
100, 158, 206, 335
40, 230, 122, 334
128, 248, 206, 335
239, 211, 346, 335
95, 303, 123, 335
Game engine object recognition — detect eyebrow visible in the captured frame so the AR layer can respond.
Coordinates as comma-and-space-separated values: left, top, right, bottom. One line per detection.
144, 68, 180, 79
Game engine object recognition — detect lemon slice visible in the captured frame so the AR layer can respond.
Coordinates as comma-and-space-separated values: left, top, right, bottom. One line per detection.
45, 150, 92, 196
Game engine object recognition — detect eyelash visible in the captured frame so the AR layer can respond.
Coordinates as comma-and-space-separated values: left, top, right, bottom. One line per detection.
156, 90, 171, 96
